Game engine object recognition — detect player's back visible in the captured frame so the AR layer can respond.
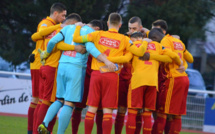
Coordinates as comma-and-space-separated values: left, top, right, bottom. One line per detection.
90, 29, 130, 70
59, 25, 95, 67
161, 35, 187, 77
131, 41, 162, 90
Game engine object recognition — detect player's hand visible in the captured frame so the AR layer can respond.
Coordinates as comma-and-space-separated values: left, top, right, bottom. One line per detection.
172, 35, 180, 39
60, 24, 67, 28
177, 59, 185, 73
74, 45, 86, 54
126, 31, 133, 36
38, 49, 50, 60
139, 52, 150, 61
104, 61, 116, 72
75, 22, 85, 27
143, 38, 152, 43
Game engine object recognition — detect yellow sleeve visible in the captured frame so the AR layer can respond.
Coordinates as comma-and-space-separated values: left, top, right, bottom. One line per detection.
149, 54, 172, 63
56, 41, 75, 51
183, 59, 188, 69
38, 24, 61, 36
31, 32, 43, 42
129, 41, 148, 57
73, 26, 97, 43
183, 50, 194, 63
160, 37, 172, 50
162, 49, 181, 65
107, 52, 133, 63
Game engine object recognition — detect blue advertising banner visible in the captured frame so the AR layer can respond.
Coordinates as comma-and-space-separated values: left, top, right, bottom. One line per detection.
203, 97, 215, 133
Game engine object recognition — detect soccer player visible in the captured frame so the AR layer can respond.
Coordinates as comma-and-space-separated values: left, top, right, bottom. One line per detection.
115, 16, 143, 134
73, 13, 133, 134
37, 14, 115, 134
28, 2, 66, 134
71, 20, 104, 134
126, 29, 175, 134
32, 13, 87, 133
150, 20, 194, 134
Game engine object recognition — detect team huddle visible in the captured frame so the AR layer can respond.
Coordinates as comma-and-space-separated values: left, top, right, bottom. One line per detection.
27, 2, 194, 134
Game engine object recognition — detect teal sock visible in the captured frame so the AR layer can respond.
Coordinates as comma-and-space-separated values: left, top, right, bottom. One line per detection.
57, 105, 73, 134
43, 100, 63, 127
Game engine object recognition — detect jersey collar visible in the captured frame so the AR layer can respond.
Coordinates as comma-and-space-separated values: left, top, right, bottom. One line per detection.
108, 28, 118, 33
46, 16, 56, 25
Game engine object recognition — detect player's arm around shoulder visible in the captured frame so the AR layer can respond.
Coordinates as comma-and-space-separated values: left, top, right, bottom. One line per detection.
129, 40, 148, 57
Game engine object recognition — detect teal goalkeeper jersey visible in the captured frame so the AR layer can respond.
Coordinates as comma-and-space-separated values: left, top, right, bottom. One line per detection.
46, 25, 101, 67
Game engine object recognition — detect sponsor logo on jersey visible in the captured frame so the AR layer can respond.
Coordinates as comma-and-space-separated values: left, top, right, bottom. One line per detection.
135, 43, 142, 48
173, 42, 183, 50
63, 51, 77, 57
99, 36, 120, 49
147, 43, 156, 50
45, 30, 57, 39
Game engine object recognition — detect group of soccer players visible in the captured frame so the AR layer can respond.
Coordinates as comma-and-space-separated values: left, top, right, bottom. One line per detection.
27, 2, 194, 134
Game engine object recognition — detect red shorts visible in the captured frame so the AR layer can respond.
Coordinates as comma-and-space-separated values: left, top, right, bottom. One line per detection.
87, 71, 119, 109
128, 86, 157, 110
39, 66, 56, 101
118, 78, 130, 107
31, 69, 40, 98
75, 74, 90, 108
156, 76, 189, 115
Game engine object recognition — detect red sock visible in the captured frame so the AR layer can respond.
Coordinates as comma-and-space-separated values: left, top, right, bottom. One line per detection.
72, 109, 82, 134
85, 111, 95, 134
33, 101, 41, 134
35, 101, 51, 133
28, 102, 37, 131
169, 116, 181, 134
115, 112, 125, 134
102, 113, 113, 134
165, 118, 172, 134
134, 113, 142, 134
96, 110, 103, 134
152, 113, 167, 134
126, 109, 138, 134
47, 116, 56, 132
142, 111, 152, 134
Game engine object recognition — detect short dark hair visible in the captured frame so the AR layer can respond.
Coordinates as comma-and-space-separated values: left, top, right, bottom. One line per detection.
89, 20, 103, 30
66, 13, 82, 22
129, 16, 142, 26
50, 2, 66, 14
148, 28, 164, 39
108, 13, 122, 26
152, 19, 168, 31
130, 32, 144, 39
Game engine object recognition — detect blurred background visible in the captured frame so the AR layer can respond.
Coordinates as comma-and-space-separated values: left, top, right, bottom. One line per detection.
1, 0, 215, 133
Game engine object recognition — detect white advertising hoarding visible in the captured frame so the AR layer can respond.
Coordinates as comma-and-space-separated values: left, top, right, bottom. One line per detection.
0, 77, 32, 115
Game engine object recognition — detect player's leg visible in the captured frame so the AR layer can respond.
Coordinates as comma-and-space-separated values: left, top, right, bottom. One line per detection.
96, 109, 103, 134
28, 69, 40, 134
142, 86, 157, 134
33, 69, 45, 134
115, 106, 127, 134
72, 107, 83, 134
85, 106, 98, 134
72, 73, 90, 134
127, 86, 144, 134
135, 110, 142, 134
36, 66, 56, 133
115, 79, 129, 134
57, 101, 75, 134
102, 108, 114, 134
38, 99, 64, 134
